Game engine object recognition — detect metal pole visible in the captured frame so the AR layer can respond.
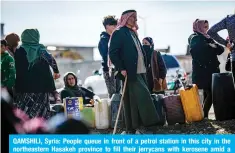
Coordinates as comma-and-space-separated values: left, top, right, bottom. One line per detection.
1, 23, 5, 39
144, 19, 147, 37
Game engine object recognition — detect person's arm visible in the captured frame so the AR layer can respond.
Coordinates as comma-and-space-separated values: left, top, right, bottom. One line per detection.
41, 50, 59, 73
5, 56, 16, 89
207, 38, 225, 55
81, 87, 95, 98
214, 43, 225, 55
109, 30, 125, 71
207, 17, 227, 46
156, 51, 167, 79
60, 90, 72, 101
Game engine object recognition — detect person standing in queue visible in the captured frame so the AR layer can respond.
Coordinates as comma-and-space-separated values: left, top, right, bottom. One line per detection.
188, 19, 224, 119
98, 15, 121, 98
109, 10, 159, 134
142, 37, 167, 94
14, 29, 60, 119
207, 14, 235, 83
5, 33, 20, 57
1, 39, 16, 98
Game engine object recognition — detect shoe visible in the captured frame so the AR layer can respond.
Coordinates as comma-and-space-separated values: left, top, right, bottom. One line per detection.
135, 129, 154, 134
121, 130, 136, 134
135, 130, 143, 134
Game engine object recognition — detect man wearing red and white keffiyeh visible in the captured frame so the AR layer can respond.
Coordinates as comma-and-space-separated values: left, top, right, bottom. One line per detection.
109, 10, 160, 134
108, 11, 139, 68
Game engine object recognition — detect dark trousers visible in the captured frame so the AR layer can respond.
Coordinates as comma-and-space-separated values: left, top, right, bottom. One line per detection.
203, 89, 212, 118
103, 70, 121, 98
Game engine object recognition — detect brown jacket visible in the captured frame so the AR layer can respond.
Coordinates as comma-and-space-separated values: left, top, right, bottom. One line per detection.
151, 51, 167, 92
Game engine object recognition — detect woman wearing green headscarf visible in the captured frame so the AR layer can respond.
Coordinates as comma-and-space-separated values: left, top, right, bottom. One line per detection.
13, 29, 60, 119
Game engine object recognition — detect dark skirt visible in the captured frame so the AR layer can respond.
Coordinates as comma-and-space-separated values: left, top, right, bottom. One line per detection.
13, 93, 51, 119
123, 73, 159, 131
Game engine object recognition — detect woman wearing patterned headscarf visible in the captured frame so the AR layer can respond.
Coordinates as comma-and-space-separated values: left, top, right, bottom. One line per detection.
142, 37, 167, 94
188, 19, 224, 118
109, 10, 159, 134
13, 29, 60, 119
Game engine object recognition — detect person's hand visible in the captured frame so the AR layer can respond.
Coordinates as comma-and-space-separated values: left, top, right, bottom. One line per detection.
53, 73, 60, 80
209, 43, 217, 48
90, 99, 95, 105
226, 42, 233, 51
121, 70, 127, 77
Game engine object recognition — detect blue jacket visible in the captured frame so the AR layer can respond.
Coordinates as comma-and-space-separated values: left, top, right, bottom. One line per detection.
98, 32, 110, 72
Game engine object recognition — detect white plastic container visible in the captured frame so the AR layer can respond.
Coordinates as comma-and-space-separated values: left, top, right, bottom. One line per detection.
94, 99, 109, 129
107, 99, 111, 127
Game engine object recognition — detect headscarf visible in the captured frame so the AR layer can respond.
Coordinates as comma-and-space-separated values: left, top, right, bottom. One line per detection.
144, 37, 154, 49
117, 10, 138, 31
21, 29, 49, 69
109, 10, 138, 42
108, 10, 138, 67
63, 72, 83, 97
193, 19, 199, 32
194, 20, 210, 38
143, 37, 155, 66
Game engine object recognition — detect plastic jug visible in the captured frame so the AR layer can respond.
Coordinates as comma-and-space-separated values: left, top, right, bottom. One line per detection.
94, 99, 109, 129
107, 99, 111, 127
110, 94, 125, 129
78, 97, 84, 111
80, 105, 95, 128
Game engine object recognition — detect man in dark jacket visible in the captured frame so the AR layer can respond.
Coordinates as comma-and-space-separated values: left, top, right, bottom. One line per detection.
109, 10, 159, 134
98, 15, 119, 98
